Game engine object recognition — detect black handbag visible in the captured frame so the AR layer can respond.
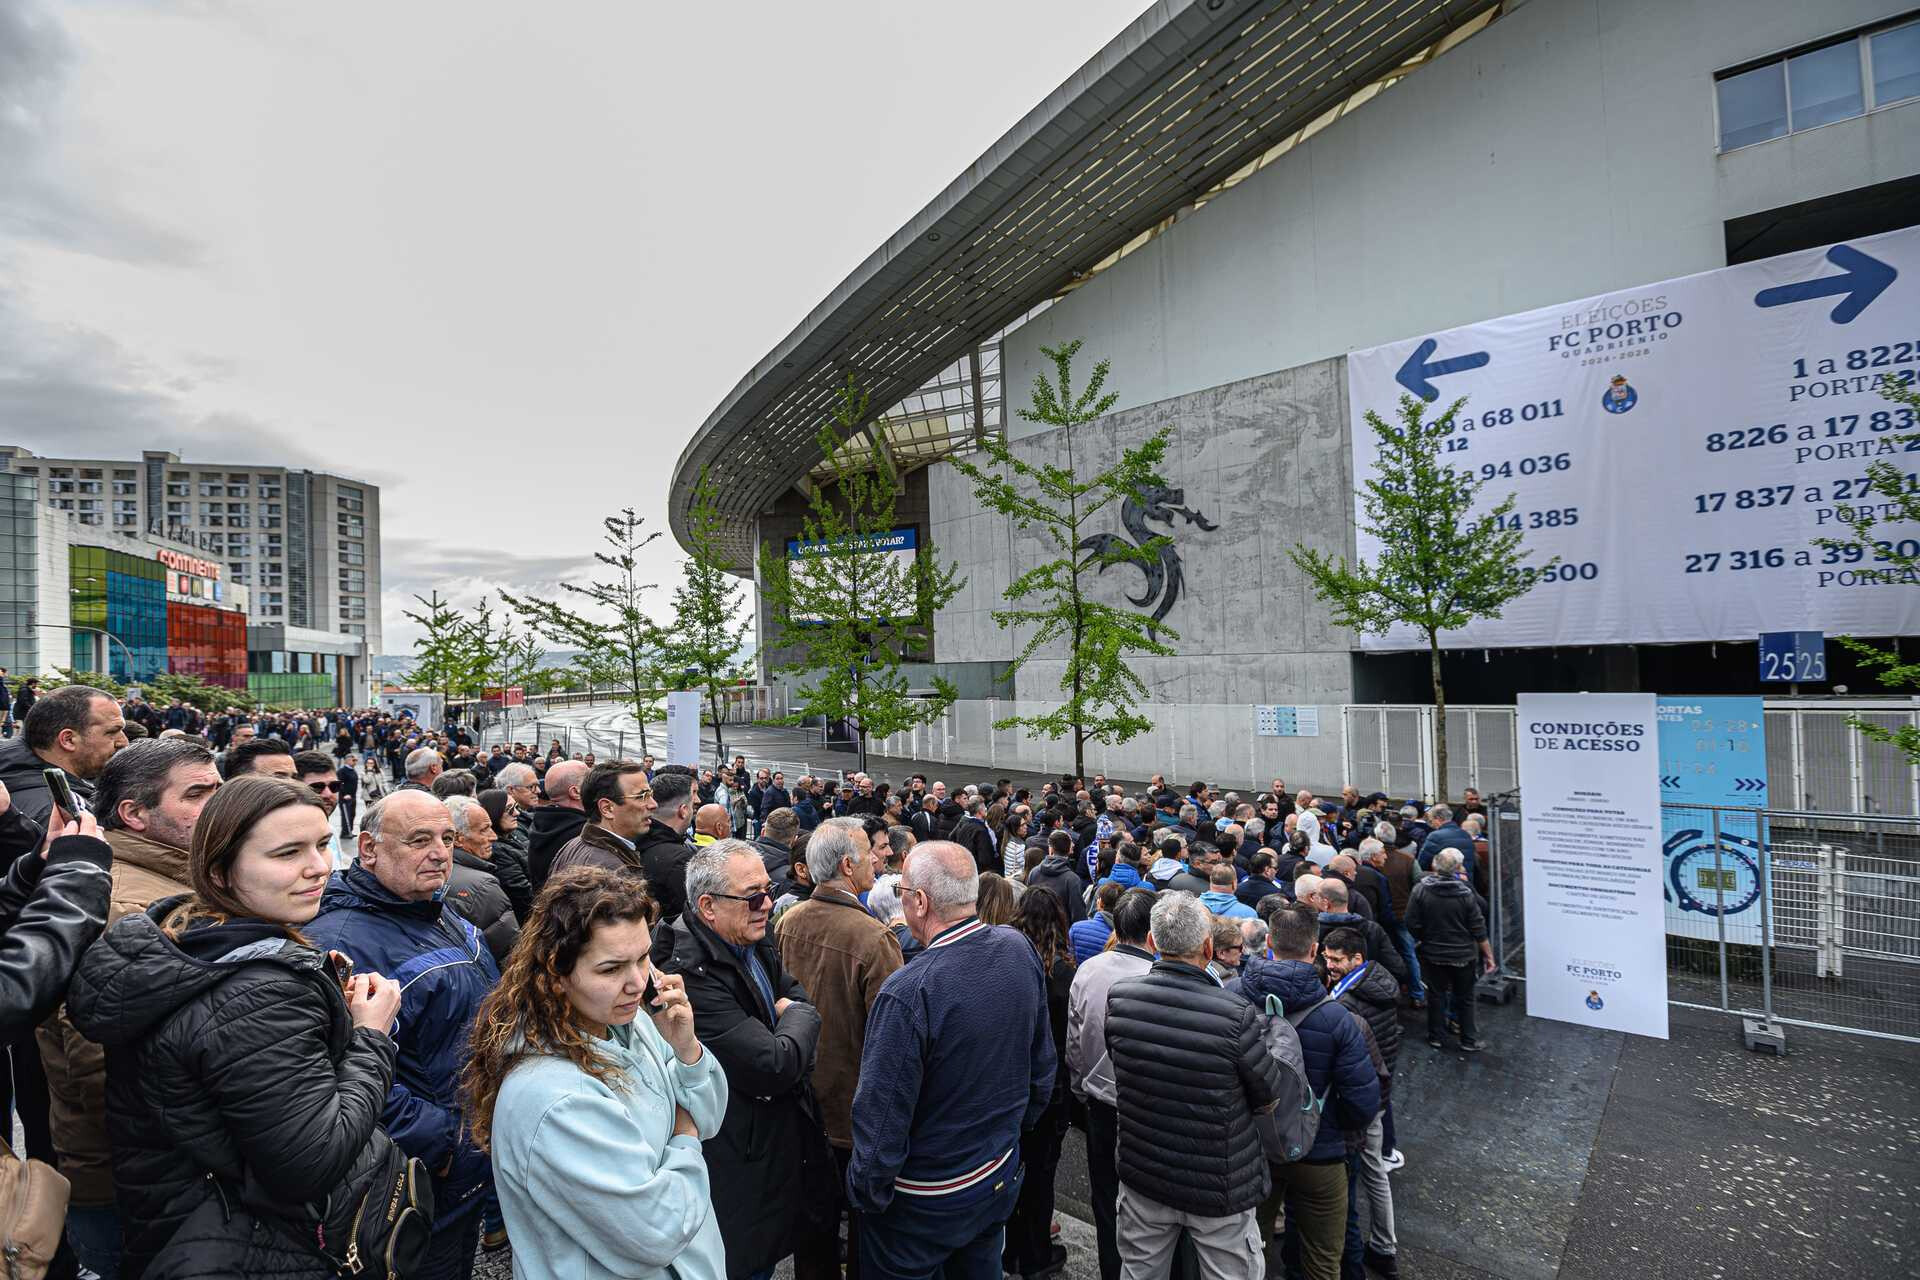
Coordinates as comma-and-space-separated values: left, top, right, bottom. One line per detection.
310, 1137, 435, 1280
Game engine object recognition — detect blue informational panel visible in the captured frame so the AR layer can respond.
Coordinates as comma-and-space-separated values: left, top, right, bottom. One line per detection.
1758, 630, 1826, 682
1656, 696, 1768, 944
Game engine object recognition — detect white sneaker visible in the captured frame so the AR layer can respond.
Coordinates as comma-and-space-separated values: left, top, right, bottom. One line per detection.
1382, 1149, 1406, 1172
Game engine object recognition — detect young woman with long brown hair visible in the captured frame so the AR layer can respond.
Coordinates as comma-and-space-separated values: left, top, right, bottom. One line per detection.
462, 865, 727, 1280
67, 774, 407, 1280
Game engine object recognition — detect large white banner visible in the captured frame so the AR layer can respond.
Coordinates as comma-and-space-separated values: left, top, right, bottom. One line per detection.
664, 691, 702, 767
1518, 693, 1668, 1040
1346, 227, 1920, 649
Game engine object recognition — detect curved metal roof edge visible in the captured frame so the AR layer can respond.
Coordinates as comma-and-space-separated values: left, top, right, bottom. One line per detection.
666, 0, 1242, 558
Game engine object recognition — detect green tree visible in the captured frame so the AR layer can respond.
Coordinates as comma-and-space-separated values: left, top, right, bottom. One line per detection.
757, 376, 964, 774
144, 671, 255, 714
664, 466, 750, 762
1291, 393, 1552, 798
1816, 373, 1920, 765
401, 590, 478, 705
40, 666, 128, 699
503, 510, 664, 757
950, 339, 1175, 779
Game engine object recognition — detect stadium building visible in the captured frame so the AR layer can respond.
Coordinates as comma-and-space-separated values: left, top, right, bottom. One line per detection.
672, 0, 1920, 793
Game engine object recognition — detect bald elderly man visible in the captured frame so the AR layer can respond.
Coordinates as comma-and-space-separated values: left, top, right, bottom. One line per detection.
525, 758, 589, 888
693, 803, 732, 846
848, 842, 1057, 1279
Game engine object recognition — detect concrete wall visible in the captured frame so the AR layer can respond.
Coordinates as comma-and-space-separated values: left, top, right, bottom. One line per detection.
1005, 0, 1920, 422
929, 355, 1355, 704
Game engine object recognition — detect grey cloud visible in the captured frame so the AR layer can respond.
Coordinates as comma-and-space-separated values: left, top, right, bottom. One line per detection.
380, 538, 605, 592
0, 2, 200, 265
0, 282, 332, 470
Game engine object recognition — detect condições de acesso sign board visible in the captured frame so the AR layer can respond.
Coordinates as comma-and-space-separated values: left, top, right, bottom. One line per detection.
784, 528, 918, 624
1518, 692, 1668, 1040
1346, 226, 1919, 650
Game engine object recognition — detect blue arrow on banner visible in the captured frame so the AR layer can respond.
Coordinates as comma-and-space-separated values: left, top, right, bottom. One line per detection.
1395, 337, 1490, 401
1753, 244, 1897, 324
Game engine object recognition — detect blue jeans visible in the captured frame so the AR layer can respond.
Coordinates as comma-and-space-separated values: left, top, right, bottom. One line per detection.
1392, 926, 1425, 1000
65, 1204, 121, 1280
860, 1165, 1023, 1280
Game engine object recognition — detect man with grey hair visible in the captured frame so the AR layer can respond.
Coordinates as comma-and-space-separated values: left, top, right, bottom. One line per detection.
400, 745, 444, 792
849, 842, 1054, 1279
1418, 802, 1476, 877
950, 793, 998, 876
442, 795, 518, 963
1104, 892, 1283, 1280
777, 816, 903, 1273
660, 839, 828, 1279
1405, 847, 1493, 1052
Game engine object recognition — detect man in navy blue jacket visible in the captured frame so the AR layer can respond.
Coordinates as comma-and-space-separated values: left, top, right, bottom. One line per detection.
1417, 803, 1476, 877
848, 841, 1055, 1280
1234, 902, 1381, 1280
306, 790, 500, 1280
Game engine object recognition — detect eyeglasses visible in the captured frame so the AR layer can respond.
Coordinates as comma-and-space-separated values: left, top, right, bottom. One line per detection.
307, 781, 342, 792
710, 889, 774, 910
623, 788, 654, 803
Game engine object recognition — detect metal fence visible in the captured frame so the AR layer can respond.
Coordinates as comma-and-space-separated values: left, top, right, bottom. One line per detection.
1485, 797, 1920, 1045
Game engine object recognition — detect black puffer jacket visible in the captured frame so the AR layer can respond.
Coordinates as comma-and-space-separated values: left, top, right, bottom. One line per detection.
523, 803, 587, 889
0, 809, 112, 1038
1334, 960, 1402, 1067
1104, 960, 1282, 1218
631, 823, 694, 923
66, 900, 397, 1280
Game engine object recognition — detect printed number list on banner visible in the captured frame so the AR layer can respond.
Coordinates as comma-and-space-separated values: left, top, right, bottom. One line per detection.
1345, 226, 1919, 651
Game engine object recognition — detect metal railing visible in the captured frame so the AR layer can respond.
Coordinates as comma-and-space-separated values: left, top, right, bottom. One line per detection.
1485, 796, 1920, 1044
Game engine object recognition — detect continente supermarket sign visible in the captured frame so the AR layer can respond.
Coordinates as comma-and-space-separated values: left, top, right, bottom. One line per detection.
157, 548, 222, 580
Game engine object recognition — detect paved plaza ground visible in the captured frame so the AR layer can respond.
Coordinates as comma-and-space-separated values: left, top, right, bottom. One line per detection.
469, 707, 1918, 1278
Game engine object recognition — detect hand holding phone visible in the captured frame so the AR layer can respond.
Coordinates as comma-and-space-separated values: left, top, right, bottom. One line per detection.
42, 768, 76, 822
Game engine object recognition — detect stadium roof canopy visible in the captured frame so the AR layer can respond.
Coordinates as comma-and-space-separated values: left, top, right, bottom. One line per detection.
670, 0, 1505, 570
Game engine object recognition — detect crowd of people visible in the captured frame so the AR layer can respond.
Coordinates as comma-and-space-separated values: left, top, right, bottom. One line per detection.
0, 679, 1501, 1280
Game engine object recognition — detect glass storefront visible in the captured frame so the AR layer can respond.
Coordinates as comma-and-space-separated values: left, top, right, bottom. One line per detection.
168, 602, 247, 689
67, 543, 249, 689
247, 649, 342, 708
68, 546, 167, 682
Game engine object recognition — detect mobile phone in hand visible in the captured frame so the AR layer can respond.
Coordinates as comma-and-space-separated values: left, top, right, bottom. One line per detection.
41, 768, 76, 820
644, 975, 664, 1012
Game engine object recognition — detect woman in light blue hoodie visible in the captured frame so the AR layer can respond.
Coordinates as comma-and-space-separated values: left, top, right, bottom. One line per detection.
463, 866, 730, 1280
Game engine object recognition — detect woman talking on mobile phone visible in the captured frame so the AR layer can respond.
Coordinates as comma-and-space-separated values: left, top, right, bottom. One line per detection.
463, 866, 728, 1280
67, 775, 410, 1280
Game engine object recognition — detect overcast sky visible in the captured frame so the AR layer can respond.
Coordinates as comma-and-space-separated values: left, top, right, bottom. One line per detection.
0, 0, 1147, 652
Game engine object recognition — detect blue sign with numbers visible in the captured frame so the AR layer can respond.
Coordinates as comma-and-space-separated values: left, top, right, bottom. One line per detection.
1758, 631, 1825, 683
1657, 696, 1768, 945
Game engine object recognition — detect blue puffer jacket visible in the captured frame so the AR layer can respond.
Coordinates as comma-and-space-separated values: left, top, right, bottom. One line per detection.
1231, 957, 1380, 1162
1069, 911, 1113, 965
304, 864, 500, 1229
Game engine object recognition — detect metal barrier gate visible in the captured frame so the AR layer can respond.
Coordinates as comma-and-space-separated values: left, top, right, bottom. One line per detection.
1486, 796, 1920, 1044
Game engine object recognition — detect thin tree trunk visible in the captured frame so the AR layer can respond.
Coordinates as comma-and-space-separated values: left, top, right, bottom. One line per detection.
1429, 630, 1447, 804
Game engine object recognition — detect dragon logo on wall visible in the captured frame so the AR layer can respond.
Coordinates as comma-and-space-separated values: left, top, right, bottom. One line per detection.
1076, 485, 1217, 638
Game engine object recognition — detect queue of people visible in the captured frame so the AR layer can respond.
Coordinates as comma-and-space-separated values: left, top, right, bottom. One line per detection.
0, 680, 1502, 1280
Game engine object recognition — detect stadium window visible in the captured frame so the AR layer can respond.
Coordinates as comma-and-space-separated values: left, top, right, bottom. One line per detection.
1718, 19, 1919, 151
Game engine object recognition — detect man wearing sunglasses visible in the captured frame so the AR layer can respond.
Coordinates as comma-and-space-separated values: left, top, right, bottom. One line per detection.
294, 749, 349, 869
661, 839, 828, 1280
